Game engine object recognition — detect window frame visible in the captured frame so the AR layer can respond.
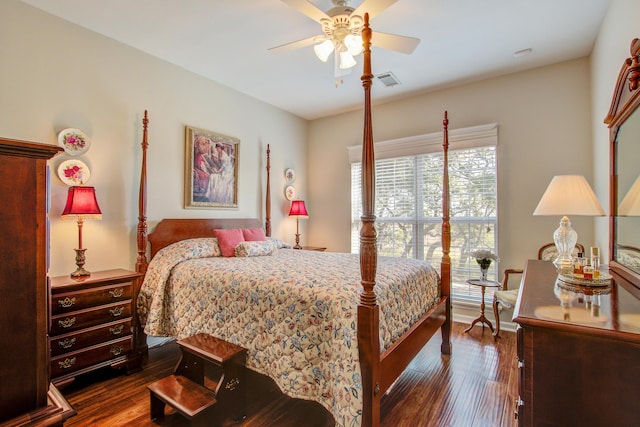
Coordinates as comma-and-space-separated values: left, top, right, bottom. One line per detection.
348, 123, 499, 303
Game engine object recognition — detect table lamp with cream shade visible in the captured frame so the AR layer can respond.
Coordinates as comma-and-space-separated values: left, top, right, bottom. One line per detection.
533, 175, 605, 273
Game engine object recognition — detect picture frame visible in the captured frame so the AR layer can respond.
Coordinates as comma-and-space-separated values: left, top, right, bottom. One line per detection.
185, 125, 239, 209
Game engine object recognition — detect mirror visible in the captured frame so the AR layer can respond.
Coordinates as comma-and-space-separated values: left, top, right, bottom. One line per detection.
606, 37, 640, 287
615, 108, 640, 274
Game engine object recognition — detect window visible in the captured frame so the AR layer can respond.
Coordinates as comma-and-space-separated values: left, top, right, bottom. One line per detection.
349, 124, 498, 302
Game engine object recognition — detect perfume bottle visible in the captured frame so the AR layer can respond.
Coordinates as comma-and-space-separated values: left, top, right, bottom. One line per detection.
583, 259, 594, 279
590, 246, 600, 271
574, 252, 585, 275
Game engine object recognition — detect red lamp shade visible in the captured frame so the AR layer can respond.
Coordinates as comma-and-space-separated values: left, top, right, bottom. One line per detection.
61, 186, 102, 219
288, 200, 308, 218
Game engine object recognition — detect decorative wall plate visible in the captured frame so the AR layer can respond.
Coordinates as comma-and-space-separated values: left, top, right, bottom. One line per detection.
58, 128, 91, 156
57, 159, 90, 186
285, 168, 295, 183
285, 185, 295, 201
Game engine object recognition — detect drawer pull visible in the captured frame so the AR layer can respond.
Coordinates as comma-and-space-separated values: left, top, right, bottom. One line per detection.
110, 345, 124, 356
109, 288, 124, 298
109, 324, 124, 335
58, 357, 76, 369
518, 360, 524, 369
109, 307, 124, 317
58, 317, 76, 328
57, 337, 76, 349
515, 397, 524, 420
58, 297, 76, 308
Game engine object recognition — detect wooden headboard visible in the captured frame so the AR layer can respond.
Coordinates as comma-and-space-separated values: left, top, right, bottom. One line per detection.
148, 218, 263, 259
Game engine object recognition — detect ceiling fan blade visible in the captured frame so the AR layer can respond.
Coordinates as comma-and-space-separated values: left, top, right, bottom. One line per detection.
351, 0, 399, 21
371, 31, 420, 54
268, 36, 321, 54
281, 0, 330, 24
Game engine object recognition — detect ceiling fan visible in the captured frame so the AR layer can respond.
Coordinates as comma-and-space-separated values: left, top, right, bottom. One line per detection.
269, 0, 420, 79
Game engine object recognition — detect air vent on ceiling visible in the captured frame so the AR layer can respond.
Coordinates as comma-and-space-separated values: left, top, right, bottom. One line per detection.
376, 71, 400, 87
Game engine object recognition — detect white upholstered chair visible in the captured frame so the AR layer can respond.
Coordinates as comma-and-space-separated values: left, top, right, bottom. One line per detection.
492, 242, 585, 340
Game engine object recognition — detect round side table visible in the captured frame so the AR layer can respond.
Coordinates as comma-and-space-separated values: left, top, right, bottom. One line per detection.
464, 279, 501, 333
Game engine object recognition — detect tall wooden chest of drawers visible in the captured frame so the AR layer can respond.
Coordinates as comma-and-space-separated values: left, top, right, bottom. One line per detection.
49, 269, 143, 385
0, 138, 74, 425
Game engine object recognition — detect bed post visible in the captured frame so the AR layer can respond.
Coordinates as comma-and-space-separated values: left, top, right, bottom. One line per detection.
136, 110, 149, 276
135, 110, 150, 358
440, 112, 452, 354
265, 144, 271, 237
357, 14, 381, 427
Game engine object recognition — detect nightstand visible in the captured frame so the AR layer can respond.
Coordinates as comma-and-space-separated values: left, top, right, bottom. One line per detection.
49, 269, 143, 386
301, 246, 327, 251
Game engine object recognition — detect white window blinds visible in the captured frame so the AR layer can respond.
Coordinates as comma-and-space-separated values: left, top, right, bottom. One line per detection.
350, 123, 498, 302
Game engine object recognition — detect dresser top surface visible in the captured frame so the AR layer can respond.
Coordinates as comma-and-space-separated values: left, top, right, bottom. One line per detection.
50, 269, 142, 290
514, 259, 640, 339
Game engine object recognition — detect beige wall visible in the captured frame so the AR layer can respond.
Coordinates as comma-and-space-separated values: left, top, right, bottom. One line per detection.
3, 0, 637, 281
308, 58, 597, 274
0, 0, 308, 277
590, 0, 640, 261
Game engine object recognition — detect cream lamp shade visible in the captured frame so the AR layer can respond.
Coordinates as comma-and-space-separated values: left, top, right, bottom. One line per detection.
619, 175, 640, 216
533, 175, 605, 273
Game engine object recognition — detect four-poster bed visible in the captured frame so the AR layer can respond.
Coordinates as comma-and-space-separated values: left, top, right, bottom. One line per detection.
134, 15, 451, 427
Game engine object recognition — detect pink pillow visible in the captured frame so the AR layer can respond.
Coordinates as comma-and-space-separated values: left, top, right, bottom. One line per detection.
242, 227, 267, 241
214, 228, 245, 257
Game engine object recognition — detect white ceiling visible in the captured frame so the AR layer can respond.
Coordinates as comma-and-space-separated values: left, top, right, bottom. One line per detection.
21, 0, 609, 120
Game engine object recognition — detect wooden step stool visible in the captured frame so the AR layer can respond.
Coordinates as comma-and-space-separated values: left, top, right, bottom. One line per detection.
148, 333, 248, 425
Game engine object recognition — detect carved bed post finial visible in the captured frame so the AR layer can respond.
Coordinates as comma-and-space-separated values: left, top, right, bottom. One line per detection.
265, 144, 271, 237
360, 13, 377, 307
136, 110, 149, 275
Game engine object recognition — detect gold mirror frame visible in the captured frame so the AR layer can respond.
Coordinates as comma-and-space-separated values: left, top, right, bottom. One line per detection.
605, 37, 640, 288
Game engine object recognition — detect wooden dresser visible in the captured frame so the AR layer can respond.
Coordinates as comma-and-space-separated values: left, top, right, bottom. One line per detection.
49, 269, 143, 386
0, 138, 74, 425
513, 259, 640, 426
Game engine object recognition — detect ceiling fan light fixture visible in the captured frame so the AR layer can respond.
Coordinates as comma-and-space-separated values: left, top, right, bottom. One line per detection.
314, 39, 335, 62
344, 34, 363, 56
339, 51, 357, 69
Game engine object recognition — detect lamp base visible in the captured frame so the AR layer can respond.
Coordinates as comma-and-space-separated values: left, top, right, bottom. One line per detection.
70, 248, 91, 278
553, 216, 577, 274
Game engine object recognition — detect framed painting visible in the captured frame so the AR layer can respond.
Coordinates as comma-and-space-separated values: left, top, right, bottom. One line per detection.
185, 126, 239, 209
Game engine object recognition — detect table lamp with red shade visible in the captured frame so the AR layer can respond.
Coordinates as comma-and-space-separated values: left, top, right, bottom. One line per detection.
288, 200, 308, 249
61, 186, 102, 278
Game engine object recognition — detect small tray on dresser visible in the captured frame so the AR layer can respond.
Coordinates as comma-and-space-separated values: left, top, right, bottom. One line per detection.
557, 271, 612, 287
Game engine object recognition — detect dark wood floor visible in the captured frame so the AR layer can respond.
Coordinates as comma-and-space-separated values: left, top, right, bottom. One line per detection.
61, 322, 517, 427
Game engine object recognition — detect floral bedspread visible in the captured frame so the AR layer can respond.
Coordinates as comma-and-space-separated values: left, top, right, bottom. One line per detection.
137, 238, 441, 427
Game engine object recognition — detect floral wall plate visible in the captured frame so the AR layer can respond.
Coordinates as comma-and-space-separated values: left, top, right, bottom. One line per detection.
285, 168, 295, 183
58, 159, 91, 186
58, 128, 91, 156
285, 185, 295, 201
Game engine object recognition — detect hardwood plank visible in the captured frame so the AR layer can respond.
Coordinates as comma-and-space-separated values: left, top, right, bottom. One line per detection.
61, 322, 517, 426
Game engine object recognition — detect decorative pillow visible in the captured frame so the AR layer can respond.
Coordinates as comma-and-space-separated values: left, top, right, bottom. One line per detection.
242, 227, 267, 241
235, 240, 275, 257
214, 228, 245, 257
267, 236, 293, 249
